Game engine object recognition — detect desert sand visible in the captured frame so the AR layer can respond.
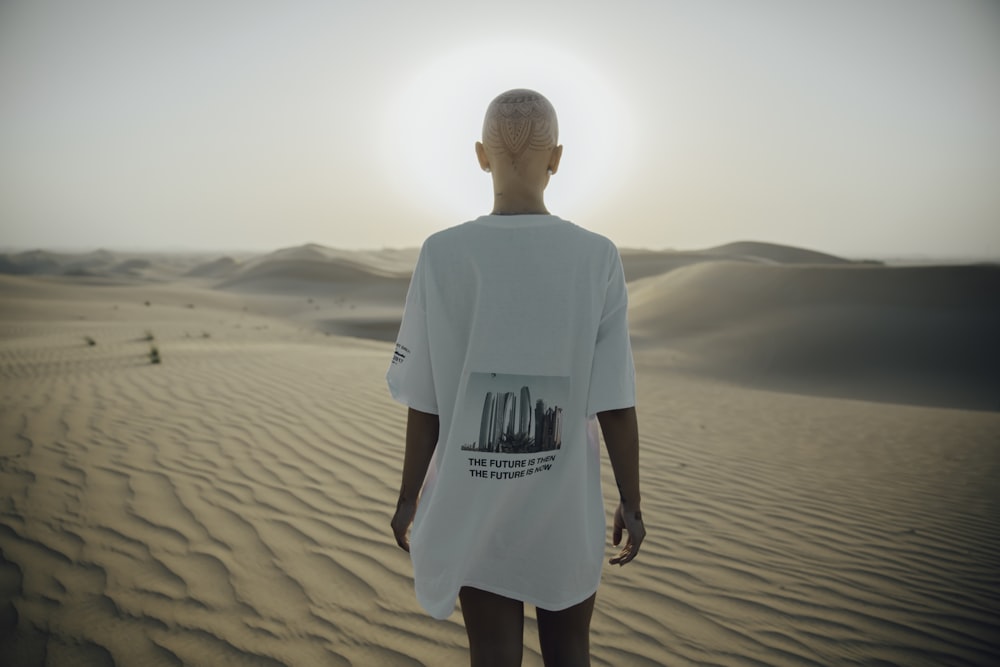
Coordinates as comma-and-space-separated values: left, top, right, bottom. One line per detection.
1, 242, 998, 666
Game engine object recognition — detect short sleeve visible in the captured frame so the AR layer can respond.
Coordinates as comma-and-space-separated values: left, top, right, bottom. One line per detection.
386, 244, 438, 414
586, 246, 636, 416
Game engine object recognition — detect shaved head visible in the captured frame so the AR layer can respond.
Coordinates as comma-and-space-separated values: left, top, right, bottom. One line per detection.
482, 89, 559, 160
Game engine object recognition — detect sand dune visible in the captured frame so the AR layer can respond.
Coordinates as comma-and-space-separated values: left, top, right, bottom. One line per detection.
183, 257, 240, 279
630, 260, 1000, 410
703, 240, 854, 265
217, 257, 407, 293
0, 249, 83, 276
1, 244, 999, 666
0, 249, 233, 283
618, 249, 755, 283
210, 245, 413, 340
223, 244, 417, 283
619, 240, 860, 283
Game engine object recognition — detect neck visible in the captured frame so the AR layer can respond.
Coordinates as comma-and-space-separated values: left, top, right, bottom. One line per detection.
490, 185, 548, 216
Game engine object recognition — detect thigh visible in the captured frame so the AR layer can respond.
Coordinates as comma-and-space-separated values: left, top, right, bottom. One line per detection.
536, 593, 596, 667
459, 586, 525, 667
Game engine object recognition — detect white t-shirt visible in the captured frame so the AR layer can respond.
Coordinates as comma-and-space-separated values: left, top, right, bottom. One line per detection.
386, 214, 635, 619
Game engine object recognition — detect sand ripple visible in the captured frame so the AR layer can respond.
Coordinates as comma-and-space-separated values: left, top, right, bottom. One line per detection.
2, 308, 999, 665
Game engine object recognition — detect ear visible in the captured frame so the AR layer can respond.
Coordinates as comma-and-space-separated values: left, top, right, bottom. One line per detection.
547, 145, 563, 175
475, 141, 491, 172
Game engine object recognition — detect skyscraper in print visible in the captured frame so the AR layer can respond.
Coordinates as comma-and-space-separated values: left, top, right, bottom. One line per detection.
519, 386, 532, 435
479, 392, 493, 453
464, 384, 562, 454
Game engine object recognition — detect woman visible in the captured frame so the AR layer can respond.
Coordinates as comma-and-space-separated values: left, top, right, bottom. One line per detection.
388, 88, 644, 667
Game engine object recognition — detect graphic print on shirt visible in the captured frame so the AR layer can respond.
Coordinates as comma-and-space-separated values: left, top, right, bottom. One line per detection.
391, 342, 409, 366
457, 372, 569, 480
459, 372, 569, 453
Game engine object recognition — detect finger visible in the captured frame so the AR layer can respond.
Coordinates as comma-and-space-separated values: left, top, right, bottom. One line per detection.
612, 522, 623, 546
391, 521, 411, 552
610, 538, 641, 566
609, 539, 630, 565
622, 540, 641, 565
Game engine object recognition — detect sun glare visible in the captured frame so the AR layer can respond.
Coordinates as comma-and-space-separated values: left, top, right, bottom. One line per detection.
382, 41, 636, 223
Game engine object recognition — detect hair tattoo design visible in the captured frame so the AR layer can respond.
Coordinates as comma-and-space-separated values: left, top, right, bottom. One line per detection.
482, 89, 558, 159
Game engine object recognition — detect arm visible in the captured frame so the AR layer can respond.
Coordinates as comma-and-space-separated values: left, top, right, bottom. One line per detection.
391, 407, 440, 551
597, 406, 645, 565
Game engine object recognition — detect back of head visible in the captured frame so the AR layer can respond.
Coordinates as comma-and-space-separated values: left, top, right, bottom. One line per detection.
482, 89, 559, 161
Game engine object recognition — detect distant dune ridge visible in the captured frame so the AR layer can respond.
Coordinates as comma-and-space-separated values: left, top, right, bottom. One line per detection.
1, 240, 999, 665
1, 240, 997, 406
617, 240, 856, 283
625, 241, 997, 410
702, 240, 855, 264
628, 260, 1000, 409
183, 256, 239, 278
216, 246, 410, 292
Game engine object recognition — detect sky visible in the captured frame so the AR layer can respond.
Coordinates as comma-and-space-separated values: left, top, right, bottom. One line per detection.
1, 0, 998, 258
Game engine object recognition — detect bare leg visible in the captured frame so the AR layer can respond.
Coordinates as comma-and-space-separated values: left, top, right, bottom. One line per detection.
459, 586, 525, 667
536, 593, 596, 667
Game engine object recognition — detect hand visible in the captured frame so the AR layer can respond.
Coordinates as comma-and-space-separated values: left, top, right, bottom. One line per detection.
391, 496, 417, 552
610, 502, 645, 566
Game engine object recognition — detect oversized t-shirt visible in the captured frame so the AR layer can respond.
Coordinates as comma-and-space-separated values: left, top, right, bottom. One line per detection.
386, 214, 635, 619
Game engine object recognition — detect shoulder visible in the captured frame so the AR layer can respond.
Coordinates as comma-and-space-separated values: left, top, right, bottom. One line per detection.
568, 222, 621, 255
558, 220, 623, 270
421, 220, 478, 254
